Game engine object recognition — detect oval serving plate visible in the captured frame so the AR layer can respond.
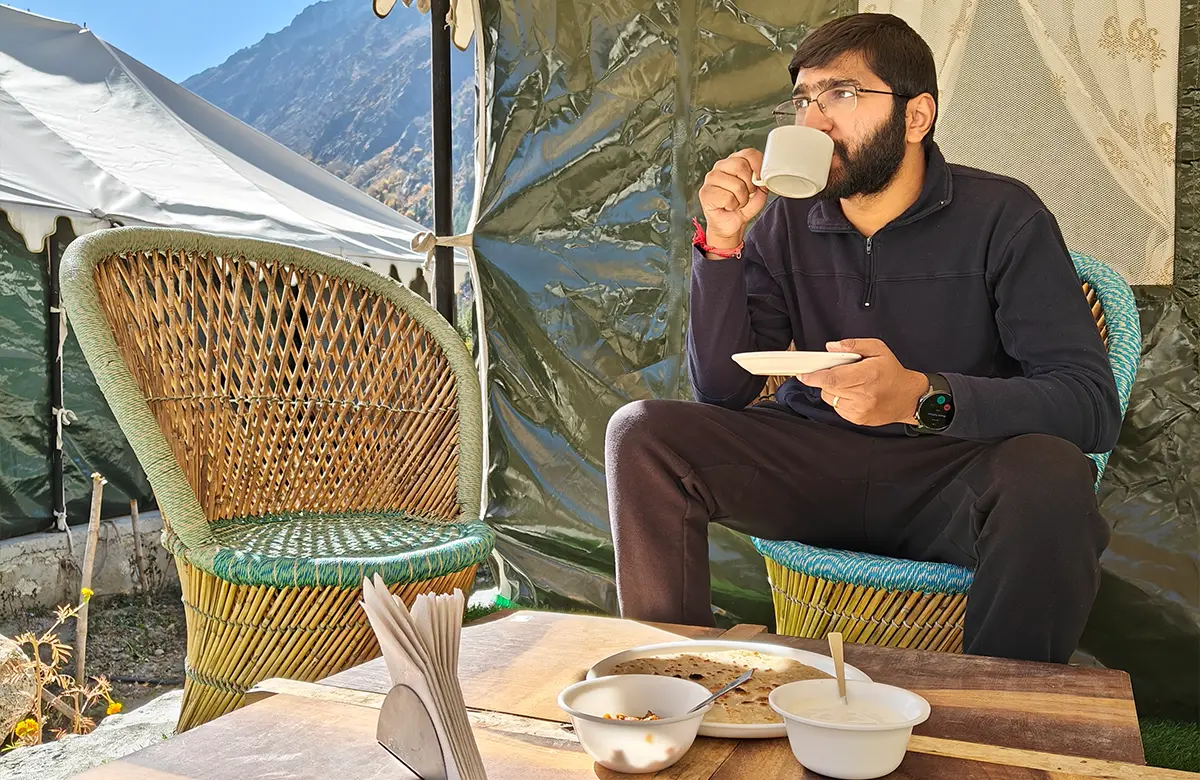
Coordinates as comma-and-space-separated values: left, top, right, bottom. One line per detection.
587, 640, 872, 739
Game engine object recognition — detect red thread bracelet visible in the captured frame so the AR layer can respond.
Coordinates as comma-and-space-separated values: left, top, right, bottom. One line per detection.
692, 218, 744, 259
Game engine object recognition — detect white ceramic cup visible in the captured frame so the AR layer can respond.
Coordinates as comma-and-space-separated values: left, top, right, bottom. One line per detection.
752, 125, 835, 199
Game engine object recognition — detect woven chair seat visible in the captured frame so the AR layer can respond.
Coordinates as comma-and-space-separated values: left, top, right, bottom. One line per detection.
752, 539, 973, 595
164, 512, 494, 589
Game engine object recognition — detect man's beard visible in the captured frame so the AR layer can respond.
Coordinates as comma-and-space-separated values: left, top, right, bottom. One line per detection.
821, 105, 908, 201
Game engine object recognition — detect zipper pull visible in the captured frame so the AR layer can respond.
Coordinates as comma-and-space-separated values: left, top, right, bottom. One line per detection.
864, 237, 874, 308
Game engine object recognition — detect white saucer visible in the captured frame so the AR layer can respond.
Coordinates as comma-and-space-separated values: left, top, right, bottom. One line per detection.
732, 351, 862, 376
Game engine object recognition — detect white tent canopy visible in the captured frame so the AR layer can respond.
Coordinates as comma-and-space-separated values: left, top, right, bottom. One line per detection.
0, 4, 467, 287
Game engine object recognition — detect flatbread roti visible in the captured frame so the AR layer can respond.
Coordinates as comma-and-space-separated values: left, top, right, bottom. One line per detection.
610, 649, 830, 724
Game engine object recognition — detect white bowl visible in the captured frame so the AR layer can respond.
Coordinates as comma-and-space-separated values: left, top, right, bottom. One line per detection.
557, 674, 714, 773
769, 679, 931, 780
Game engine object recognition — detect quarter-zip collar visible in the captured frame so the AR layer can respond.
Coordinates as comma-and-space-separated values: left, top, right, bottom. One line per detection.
807, 142, 954, 234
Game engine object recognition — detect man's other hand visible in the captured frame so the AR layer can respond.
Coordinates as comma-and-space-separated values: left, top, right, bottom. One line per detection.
799, 339, 928, 427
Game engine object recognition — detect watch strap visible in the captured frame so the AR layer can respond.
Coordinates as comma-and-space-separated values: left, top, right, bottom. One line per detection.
926, 372, 952, 396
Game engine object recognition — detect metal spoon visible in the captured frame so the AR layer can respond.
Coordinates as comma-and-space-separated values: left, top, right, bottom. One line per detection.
688, 668, 756, 713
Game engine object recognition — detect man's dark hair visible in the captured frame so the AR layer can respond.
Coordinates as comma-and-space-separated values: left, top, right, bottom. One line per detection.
789, 13, 938, 146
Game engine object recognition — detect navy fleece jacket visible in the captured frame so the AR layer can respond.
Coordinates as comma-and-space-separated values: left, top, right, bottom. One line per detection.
687, 143, 1121, 453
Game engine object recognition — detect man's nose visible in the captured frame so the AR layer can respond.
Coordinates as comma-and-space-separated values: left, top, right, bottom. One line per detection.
801, 102, 832, 131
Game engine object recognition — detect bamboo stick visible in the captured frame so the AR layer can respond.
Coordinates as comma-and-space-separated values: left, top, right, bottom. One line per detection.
129, 500, 148, 594
75, 473, 106, 683
41, 688, 76, 719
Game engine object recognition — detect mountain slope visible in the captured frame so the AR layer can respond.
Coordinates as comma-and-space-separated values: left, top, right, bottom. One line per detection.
184, 0, 475, 231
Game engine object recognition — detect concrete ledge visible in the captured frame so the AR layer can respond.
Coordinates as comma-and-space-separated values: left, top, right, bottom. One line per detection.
0, 689, 182, 780
0, 512, 177, 617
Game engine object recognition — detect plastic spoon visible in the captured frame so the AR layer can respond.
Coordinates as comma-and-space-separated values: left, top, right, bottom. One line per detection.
687, 669, 756, 713
828, 631, 848, 705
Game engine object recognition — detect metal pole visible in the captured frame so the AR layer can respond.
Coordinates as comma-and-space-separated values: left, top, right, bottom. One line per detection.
430, 0, 456, 324
47, 219, 70, 532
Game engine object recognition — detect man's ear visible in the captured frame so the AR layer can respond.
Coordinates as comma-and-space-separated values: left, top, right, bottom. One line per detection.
906, 93, 937, 144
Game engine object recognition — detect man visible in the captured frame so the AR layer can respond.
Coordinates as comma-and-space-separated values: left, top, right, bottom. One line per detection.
605, 13, 1120, 664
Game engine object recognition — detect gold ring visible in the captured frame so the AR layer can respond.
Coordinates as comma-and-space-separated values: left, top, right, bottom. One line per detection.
830, 395, 840, 408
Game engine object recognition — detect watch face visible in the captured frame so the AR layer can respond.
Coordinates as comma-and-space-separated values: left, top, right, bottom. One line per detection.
919, 392, 954, 430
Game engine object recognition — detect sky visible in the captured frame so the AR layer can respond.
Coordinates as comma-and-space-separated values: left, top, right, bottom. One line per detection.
10, 0, 318, 82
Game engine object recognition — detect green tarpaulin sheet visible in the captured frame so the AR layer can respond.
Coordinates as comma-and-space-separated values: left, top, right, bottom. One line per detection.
470, 0, 1198, 719
0, 214, 154, 539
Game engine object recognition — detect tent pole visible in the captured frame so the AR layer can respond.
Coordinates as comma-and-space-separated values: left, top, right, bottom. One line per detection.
47, 219, 70, 532
430, 0, 456, 324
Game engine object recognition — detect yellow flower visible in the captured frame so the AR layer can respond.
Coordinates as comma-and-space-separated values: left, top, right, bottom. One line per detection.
80, 587, 94, 602
106, 701, 123, 716
13, 718, 39, 739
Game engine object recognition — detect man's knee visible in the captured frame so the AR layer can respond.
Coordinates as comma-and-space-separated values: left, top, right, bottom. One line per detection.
605, 399, 696, 463
986, 434, 1107, 545
990, 434, 1094, 494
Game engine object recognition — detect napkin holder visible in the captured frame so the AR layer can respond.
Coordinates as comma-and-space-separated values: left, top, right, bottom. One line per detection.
377, 683, 450, 780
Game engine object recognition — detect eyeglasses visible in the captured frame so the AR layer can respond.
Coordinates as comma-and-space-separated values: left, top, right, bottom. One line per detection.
772, 85, 914, 126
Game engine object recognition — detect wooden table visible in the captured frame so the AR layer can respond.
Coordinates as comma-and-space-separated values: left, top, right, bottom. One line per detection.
79, 610, 1191, 779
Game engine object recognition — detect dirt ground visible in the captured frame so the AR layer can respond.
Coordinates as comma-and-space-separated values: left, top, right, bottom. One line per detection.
2, 587, 189, 717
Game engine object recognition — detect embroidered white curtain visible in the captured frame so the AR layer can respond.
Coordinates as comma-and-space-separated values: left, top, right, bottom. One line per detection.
860, 0, 980, 111
859, 0, 1178, 284
1015, 0, 1177, 282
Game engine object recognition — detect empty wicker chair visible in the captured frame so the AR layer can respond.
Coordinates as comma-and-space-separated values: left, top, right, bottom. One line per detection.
60, 228, 493, 729
752, 252, 1141, 652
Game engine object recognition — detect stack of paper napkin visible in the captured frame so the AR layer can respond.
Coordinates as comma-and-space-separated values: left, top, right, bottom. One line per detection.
361, 574, 487, 780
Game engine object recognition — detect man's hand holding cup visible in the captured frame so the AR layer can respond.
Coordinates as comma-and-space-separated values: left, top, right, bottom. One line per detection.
697, 150, 769, 256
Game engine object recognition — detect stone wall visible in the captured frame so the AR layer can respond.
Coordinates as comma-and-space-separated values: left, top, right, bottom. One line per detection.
0, 512, 177, 617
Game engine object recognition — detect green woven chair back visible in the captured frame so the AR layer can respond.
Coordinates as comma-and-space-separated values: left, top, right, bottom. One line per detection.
61, 229, 483, 550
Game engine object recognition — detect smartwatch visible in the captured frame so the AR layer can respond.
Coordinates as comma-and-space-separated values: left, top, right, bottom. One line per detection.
913, 373, 954, 432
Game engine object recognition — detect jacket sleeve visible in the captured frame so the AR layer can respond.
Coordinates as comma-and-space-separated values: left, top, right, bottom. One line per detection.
687, 207, 794, 410
941, 209, 1122, 452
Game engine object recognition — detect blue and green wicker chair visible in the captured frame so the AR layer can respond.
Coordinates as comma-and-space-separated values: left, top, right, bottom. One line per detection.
60, 228, 493, 729
752, 252, 1141, 653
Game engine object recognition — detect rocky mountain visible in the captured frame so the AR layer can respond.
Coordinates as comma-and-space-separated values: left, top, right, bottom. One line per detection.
184, 0, 476, 232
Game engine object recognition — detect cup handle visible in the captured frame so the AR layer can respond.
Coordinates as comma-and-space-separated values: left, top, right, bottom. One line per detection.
751, 175, 766, 188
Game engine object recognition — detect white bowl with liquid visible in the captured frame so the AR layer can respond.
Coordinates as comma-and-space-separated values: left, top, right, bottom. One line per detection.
769, 679, 931, 779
